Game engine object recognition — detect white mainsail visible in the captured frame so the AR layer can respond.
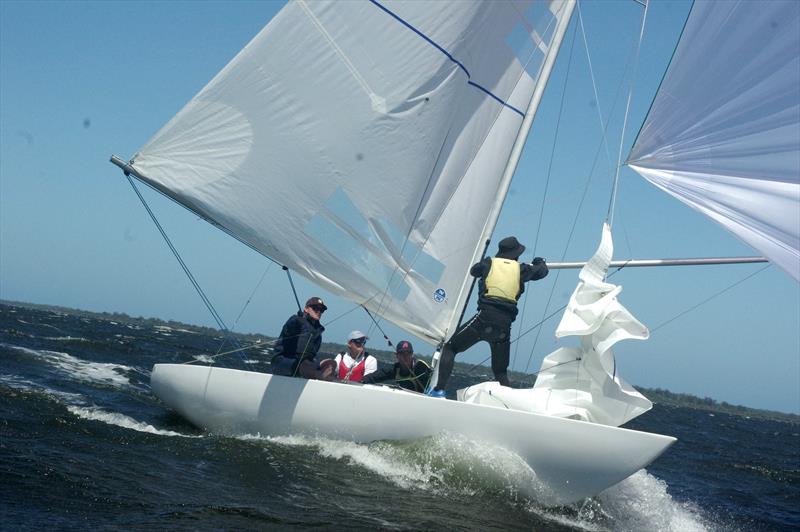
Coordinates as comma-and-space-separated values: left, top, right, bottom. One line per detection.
125, 0, 575, 343
628, 1, 800, 281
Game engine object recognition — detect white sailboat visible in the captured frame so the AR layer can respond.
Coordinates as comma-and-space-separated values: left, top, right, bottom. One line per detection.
111, 0, 799, 506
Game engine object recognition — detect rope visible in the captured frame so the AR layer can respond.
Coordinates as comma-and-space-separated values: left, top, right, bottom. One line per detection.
283, 266, 302, 312
518, 3, 646, 374
126, 177, 231, 330
513, 19, 578, 371
651, 265, 771, 333
362, 305, 393, 347
182, 340, 266, 365
577, 0, 616, 178
606, 0, 650, 227
232, 263, 272, 332
510, 264, 770, 384
124, 175, 246, 362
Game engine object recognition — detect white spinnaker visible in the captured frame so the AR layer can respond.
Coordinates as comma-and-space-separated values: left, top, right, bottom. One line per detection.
128, 0, 574, 343
629, 1, 800, 282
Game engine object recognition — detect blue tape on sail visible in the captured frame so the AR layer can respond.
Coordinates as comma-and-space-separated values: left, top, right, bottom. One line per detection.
368, 0, 525, 118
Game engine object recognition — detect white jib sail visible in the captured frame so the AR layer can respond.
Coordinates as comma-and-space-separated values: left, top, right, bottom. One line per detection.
628, 1, 800, 282
459, 224, 651, 427
125, 0, 575, 343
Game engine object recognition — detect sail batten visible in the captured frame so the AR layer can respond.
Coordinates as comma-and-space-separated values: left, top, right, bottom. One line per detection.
127, 0, 576, 343
629, 1, 800, 281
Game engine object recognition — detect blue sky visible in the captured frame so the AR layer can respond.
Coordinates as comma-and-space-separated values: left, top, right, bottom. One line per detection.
1, 0, 798, 414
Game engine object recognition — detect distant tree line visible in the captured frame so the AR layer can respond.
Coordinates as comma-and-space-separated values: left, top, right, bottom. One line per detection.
2, 299, 797, 424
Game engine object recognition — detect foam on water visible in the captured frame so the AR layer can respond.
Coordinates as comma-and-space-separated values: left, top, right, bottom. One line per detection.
67, 406, 202, 438
534, 470, 710, 532
3, 344, 135, 387
0, 373, 87, 405
248, 432, 556, 500
245, 431, 710, 531
256, 434, 439, 489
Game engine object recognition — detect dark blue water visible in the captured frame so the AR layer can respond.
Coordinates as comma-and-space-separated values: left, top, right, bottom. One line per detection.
1, 303, 798, 531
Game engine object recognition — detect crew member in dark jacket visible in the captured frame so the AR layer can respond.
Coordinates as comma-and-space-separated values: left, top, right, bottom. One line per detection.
362, 340, 431, 393
429, 236, 548, 396
271, 296, 335, 380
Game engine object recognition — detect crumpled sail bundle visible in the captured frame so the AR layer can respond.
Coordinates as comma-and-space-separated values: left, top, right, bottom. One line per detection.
458, 224, 652, 427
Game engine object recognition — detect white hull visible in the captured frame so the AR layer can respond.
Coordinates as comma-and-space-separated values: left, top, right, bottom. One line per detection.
151, 364, 675, 505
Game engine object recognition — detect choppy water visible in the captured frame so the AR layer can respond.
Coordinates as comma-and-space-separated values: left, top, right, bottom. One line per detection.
1, 303, 798, 531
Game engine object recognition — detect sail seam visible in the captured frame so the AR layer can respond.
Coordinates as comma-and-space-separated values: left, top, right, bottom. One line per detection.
297, 0, 385, 111
368, 0, 525, 117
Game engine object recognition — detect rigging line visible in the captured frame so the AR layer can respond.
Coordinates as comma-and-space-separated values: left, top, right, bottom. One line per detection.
523, 269, 562, 374
651, 265, 771, 333
368, 0, 524, 117
283, 266, 302, 312
517, 5, 647, 373
111, 157, 284, 268
125, 175, 244, 361
362, 305, 393, 347
465, 352, 581, 379
515, 21, 579, 372
531, 19, 578, 257
324, 299, 370, 326
628, 0, 694, 155
231, 263, 272, 332
577, 0, 616, 177
181, 340, 265, 365
125, 175, 227, 332
606, 0, 650, 228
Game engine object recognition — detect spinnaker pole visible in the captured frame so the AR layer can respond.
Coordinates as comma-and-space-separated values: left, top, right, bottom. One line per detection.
546, 256, 768, 269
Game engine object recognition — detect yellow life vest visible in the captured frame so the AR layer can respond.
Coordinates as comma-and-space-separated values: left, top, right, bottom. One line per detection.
484, 258, 521, 302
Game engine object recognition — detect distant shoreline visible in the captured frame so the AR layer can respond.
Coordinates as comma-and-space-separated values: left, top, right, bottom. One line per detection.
2, 298, 797, 423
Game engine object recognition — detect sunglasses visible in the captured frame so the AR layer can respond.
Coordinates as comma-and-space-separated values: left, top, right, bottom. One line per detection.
351, 337, 367, 346
310, 305, 326, 313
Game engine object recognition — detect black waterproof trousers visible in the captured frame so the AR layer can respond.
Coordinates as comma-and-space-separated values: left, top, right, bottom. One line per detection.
435, 306, 513, 390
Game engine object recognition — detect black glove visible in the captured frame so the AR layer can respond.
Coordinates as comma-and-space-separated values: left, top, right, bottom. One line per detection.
532, 257, 546, 266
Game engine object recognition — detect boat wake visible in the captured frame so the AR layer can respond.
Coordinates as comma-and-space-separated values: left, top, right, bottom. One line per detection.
66, 405, 203, 438
0, 373, 87, 405
246, 431, 709, 531
2, 343, 146, 389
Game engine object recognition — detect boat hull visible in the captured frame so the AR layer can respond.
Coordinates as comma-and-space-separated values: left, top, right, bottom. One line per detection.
151, 364, 675, 505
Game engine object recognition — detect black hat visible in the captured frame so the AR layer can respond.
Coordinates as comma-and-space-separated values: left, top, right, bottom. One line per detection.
305, 297, 328, 311
396, 340, 413, 354
497, 236, 525, 258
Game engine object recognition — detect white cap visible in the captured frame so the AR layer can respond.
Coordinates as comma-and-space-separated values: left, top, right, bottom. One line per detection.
348, 330, 368, 341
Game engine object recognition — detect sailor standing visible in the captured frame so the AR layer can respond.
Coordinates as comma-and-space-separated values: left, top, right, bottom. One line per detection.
429, 236, 548, 396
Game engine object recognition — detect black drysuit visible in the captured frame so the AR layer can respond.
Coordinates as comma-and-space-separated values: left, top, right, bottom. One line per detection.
434, 255, 548, 390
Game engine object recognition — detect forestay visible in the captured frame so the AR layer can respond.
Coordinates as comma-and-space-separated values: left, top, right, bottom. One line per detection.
628, 1, 800, 281
459, 224, 652, 427
125, 0, 575, 343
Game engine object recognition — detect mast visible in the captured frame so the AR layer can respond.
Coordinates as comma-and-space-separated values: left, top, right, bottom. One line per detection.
447, 0, 576, 336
